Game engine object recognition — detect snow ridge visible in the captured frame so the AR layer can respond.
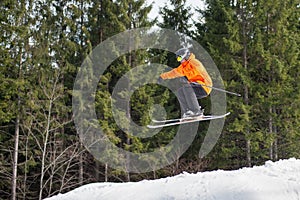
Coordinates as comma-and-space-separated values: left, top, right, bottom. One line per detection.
45, 158, 300, 200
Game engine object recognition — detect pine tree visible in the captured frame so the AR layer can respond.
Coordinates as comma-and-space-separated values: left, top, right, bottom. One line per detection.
87, 0, 159, 181
196, 0, 300, 169
194, 0, 247, 169
159, 0, 193, 37
282, 1, 300, 158
28, 1, 92, 198
250, 0, 300, 161
0, 0, 92, 198
0, 0, 34, 198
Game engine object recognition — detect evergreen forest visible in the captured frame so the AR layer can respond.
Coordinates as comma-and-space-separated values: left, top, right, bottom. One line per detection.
0, 0, 299, 199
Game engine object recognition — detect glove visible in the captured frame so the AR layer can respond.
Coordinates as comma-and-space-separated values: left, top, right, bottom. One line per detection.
157, 77, 163, 84
179, 76, 188, 83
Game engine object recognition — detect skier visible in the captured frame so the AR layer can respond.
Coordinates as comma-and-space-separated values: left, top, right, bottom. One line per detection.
158, 48, 213, 118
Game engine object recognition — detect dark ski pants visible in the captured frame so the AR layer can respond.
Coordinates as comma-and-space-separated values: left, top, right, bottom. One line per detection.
176, 81, 208, 114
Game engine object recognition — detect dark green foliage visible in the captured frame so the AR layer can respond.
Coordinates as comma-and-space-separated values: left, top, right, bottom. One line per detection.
159, 0, 193, 37
195, 0, 300, 168
0, 0, 299, 198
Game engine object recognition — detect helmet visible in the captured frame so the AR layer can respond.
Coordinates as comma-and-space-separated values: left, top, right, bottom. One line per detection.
175, 48, 190, 63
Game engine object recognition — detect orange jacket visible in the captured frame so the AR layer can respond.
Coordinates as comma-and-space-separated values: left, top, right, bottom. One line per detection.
160, 53, 213, 94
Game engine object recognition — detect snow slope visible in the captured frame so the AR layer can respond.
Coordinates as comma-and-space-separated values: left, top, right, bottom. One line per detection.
45, 158, 300, 200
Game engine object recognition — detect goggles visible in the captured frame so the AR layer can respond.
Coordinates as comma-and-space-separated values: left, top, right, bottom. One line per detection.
177, 56, 183, 62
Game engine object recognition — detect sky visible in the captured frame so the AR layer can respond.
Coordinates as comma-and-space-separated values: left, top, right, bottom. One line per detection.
146, 0, 205, 21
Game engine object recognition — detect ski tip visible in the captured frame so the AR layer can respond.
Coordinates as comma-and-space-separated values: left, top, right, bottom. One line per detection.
206, 112, 230, 117
147, 124, 161, 129
152, 119, 162, 123
220, 112, 230, 117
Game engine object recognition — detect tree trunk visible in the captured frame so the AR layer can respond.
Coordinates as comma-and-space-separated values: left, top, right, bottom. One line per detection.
23, 132, 29, 200
241, 2, 251, 167
274, 125, 278, 160
39, 99, 53, 200
11, 49, 23, 200
105, 163, 108, 182
269, 106, 274, 160
79, 144, 84, 185
11, 101, 20, 200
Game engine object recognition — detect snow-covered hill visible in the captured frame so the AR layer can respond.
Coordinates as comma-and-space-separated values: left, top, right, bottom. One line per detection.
45, 158, 300, 200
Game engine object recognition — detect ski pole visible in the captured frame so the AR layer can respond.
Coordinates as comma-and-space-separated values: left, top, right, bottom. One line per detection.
199, 83, 242, 97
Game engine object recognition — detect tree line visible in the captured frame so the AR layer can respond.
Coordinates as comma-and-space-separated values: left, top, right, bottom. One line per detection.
0, 0, 299, 199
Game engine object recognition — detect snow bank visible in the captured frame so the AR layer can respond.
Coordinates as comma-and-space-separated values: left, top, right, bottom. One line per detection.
45, 158, 300, 200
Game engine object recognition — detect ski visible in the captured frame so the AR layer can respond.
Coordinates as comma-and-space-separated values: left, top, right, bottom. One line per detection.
147, 112, 230, 129
151, 112, 230, 124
